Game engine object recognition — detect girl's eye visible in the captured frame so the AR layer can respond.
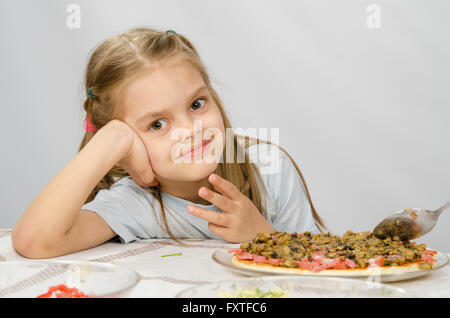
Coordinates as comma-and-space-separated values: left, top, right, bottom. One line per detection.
147, 98, 206, 132
149, 119, 167, 132
190, 98, 206, 111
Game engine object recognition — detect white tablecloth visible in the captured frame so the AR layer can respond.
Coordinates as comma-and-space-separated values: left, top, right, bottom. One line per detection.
1, 229, 449, 297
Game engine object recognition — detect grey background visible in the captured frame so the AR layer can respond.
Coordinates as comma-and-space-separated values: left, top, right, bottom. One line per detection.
1, 0, 449, 251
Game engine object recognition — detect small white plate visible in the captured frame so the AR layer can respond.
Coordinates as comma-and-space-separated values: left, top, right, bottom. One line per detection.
176, 275, 414, 298
212, 248, 449, 283
0, 261, 140, 298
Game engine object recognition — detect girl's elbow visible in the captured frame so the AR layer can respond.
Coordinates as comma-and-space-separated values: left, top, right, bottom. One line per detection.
11, 227, 54, 259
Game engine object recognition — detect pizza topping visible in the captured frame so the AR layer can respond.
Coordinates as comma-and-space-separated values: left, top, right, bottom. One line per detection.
373, 214, 422, 241
253, 255, 267, 263
423, 249, 437, 256
420, 252, 437, 263
237, 252, 254, 260
228, 248, 243, 254
294, 257, 313, 270
368, 256, 385, 267
344, 258, 357, 269
232, 230, 437, 272
268, 258, 284, 266
405, 208, 418, 220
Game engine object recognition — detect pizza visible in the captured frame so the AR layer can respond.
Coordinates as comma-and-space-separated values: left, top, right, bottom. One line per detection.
228, 230, 438, 276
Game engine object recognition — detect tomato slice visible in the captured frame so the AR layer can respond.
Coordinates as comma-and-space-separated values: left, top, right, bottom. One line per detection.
344, 258, 357, 269
227, 248, 243, 254
37, 284, 89, 298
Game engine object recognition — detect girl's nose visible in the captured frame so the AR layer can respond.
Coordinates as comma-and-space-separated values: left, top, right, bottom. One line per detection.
178, 117, 204, 138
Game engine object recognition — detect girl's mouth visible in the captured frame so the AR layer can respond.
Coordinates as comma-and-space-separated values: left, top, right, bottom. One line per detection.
179, 139, 211, 159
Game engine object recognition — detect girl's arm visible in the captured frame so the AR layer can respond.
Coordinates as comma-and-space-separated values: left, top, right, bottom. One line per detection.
11, 121, 133, 258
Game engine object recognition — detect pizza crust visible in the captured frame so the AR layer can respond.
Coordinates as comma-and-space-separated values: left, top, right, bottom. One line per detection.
232, 255, 427, 276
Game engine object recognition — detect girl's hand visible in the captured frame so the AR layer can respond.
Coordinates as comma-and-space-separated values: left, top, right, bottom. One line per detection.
105, 119, 159, 188
186, 173, 276, 243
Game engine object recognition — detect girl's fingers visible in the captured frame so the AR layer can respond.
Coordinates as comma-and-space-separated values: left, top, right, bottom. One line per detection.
208, 222, 228, 238
187, 205, 229, 227
208, 174, 241, 200
198, 187, 234, 213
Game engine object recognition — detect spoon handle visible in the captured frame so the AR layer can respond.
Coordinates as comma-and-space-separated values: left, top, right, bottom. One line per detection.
433, 201, 450, 216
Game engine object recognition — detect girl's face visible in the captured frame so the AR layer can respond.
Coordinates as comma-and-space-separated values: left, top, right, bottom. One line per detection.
118, 60, 226, 186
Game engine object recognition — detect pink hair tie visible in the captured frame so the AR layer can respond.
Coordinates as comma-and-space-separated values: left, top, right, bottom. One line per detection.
85, 115, 98, 132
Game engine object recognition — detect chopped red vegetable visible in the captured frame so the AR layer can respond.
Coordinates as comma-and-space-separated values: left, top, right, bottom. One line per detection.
36, 284, 89, 298
407, 209, 418, 220
420, 252, 437, 263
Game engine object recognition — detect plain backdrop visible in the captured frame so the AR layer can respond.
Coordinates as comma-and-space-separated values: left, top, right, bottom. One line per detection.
1, 0, 449, 251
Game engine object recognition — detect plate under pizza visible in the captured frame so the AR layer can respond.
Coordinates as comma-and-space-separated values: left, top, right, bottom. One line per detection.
212, 231, 449, 283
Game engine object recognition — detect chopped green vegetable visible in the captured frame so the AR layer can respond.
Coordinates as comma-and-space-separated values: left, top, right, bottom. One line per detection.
161, 252, 182, 257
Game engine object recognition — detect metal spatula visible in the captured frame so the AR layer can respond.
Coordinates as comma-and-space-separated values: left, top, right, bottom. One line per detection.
373, 201, 450, 241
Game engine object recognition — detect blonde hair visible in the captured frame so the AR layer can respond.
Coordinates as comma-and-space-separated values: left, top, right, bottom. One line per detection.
79, 26, 327, 244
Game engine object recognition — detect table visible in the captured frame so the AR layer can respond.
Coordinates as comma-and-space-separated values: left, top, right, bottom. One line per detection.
1, 229, 449, 297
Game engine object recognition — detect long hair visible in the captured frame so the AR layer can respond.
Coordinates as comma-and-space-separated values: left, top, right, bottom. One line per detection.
79, 26, 327, 244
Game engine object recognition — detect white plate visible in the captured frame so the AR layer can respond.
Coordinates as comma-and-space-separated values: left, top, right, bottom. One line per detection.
212, 248, 449, 283
176, 275, 414, 298
0, 261, 140, 298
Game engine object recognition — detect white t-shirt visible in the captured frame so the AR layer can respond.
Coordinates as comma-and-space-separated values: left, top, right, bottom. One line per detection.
81, 142, 319, 243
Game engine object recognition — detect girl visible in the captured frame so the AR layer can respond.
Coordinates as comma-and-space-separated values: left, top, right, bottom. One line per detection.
12, 27, 326, 259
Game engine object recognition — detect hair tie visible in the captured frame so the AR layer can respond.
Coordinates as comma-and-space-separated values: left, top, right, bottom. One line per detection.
85, 115, 97, 132
87, 87, 95, 99
165, 30, 177, 35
